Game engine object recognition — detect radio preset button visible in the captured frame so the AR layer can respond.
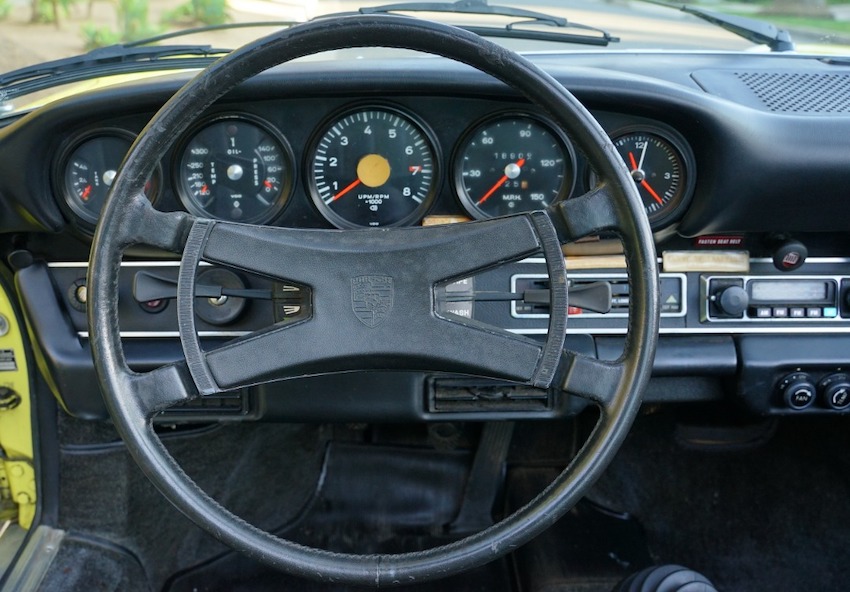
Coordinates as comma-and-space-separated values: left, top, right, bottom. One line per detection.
806, 308, 822, 318
773, 307, 788, 318
790, 308, 806, 318
756, 307, 772, 318
823, 307, 838, 318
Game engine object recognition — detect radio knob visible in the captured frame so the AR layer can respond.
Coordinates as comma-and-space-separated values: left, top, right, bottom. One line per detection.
718, 285, 749, 317
779, 373, 816, 410
820, 373, 850, 410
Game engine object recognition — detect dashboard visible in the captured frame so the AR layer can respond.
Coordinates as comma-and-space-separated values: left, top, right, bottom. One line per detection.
2, 50, 850, 423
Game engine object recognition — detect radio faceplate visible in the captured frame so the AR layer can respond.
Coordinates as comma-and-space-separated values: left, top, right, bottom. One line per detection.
702, 275, 847, 322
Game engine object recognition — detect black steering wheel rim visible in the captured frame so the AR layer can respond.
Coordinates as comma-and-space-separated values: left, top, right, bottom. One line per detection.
88, 15, 659, 586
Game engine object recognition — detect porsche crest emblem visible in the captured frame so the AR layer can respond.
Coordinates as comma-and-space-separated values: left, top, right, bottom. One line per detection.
351, 275, 394, 328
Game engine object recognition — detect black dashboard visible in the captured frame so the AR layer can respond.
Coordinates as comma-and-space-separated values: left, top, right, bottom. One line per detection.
3, 50, 850, 423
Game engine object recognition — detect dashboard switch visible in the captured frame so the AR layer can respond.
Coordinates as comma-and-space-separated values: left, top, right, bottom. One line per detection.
819, 373, 850, 410
778, 372, 816, 410
772, 238, 807, 272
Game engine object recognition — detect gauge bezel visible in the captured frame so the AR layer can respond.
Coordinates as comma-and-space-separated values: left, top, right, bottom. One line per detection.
452, 111, 576, 220
305, 103, 441, 229
591, 124, 697, 230
54, 128, 162, 231
172, 113, 295, 225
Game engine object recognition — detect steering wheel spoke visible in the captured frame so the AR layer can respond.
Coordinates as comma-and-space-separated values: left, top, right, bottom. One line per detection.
560, 350, 625, 410
550, 185, 624, 244
125, 360, 198, 419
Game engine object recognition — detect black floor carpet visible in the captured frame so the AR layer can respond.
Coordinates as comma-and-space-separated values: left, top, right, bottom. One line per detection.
588, 411, 850, 592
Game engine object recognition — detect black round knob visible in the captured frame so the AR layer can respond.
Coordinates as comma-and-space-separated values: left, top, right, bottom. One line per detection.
779, 373, 816, 410
773, 239, 807, 272
718, 286, 749, 316
820, 373, 850, 410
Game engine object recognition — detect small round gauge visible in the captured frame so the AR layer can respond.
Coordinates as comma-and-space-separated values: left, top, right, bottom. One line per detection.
60, 131, 160, 226
307, 106, 438, 228
175, 115, 294, 223
454, 114, 574, 219
590, 127, 695, 228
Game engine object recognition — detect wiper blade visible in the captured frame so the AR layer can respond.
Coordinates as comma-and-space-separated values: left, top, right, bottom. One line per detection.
350, 0, 619, 46
0, 43, 230, 102
637, 0, 794, 52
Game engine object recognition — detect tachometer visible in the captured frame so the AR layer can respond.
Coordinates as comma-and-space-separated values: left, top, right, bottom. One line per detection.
58, 130, 160, 227
175, 115, 294, 223
307, 106, 438, 228
454, 114, 575, 219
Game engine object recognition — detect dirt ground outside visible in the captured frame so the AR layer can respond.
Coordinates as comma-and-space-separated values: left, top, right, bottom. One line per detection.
0, 0, 348, 72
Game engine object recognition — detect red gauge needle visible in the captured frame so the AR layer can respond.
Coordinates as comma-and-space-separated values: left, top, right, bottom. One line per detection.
263, 180, 274, 190
81, 185, 92, 201
627, 151, 663, 205
477, 157, 526, 205
332, 179, 361, 202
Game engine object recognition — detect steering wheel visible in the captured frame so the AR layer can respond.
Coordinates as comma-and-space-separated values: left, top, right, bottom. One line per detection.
88, 14, 658, 586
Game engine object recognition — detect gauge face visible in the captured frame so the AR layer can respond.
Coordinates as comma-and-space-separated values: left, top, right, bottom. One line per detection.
61, 132, 159, 226
454, 115, 574, 219
176, 116, 293, 223
308, 107, 438, 228
603, 130, 694, 227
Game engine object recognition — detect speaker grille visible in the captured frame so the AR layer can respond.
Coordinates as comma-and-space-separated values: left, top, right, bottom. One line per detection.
735, 71, 850, 113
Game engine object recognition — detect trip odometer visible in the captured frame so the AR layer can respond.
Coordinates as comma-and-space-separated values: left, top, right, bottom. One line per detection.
176, 115, 294, 223
308, 107, 438, 228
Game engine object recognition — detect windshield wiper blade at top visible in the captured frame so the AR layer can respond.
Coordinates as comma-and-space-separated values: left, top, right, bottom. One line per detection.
0, 43, 231, 102
350, 0, 620, 46
636, 0, 794, 52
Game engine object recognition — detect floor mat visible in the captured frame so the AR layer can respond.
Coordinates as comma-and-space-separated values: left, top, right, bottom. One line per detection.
164, 441, 515, 592
588, 411, 850, 592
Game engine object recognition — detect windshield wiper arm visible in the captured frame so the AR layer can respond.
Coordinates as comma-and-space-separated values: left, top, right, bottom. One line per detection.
636, 0, 794, 52
350, 0, 619, 46
0, 43, 231, 103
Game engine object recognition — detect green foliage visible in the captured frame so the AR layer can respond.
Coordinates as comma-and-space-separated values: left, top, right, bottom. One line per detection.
81, 23, 121, 50
117, 0, 159, 41
80, 0, 161, 49
162, 0, 228, 26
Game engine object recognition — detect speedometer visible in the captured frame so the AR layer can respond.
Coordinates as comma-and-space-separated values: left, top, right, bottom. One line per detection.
307, 106, 438, 228
175, 115, 294, 223
454, 114, 575, 219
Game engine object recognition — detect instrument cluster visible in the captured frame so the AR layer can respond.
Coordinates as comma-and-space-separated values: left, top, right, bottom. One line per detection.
53, 102, 696, 233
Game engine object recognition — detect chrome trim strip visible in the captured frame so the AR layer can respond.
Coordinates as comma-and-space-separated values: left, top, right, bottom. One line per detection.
510, 327, 850, 336
511, 272, 687, 319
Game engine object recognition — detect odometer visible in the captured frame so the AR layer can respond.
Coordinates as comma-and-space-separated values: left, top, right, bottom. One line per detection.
175, 115, 294, 223
454, 114, 574, 219
308, 107, 438, 228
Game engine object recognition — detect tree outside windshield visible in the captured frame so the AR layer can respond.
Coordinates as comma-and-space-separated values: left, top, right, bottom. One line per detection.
0, 0, 846, 72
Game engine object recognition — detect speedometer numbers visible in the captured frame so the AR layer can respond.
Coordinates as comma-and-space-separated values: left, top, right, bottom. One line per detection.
176, 115, 294, 224
308, 107, 438, 228
454, 115, 575, 219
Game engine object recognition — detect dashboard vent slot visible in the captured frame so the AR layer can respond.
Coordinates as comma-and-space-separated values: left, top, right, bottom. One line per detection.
692, 69, 850, 114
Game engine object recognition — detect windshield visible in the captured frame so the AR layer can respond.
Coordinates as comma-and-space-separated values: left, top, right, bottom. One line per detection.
0, 0, 847, 99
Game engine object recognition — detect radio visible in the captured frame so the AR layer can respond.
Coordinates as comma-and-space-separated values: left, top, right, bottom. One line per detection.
703, 275, 848, 322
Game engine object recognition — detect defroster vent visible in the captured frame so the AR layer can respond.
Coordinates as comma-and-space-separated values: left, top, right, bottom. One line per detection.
692, 69, 850, 114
